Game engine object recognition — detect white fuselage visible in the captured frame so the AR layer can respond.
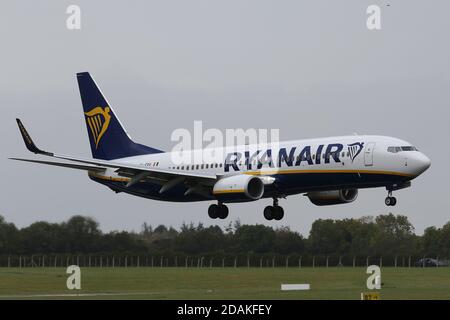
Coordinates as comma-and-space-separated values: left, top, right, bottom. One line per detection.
90, 135, 430, 203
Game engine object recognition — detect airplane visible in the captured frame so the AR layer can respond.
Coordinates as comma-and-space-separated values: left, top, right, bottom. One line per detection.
11, 72, 431, 221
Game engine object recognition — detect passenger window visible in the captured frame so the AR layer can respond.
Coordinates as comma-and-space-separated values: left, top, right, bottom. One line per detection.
219, 163, 223, 168
206, 164, 209, 169
215, 163, 218, 168
196, 164, 199, 170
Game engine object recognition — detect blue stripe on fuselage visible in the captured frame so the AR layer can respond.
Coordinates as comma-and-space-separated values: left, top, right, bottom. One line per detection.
90, 171, 409, 203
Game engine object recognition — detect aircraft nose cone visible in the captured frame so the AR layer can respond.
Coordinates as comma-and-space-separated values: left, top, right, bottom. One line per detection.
413, 153, 431, 176
422, 154, 431, 171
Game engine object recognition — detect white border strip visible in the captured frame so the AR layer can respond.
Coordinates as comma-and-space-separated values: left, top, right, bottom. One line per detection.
281, 284, 310, 291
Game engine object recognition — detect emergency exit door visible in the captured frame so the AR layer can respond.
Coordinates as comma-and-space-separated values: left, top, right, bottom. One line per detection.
364, 142, 376, 166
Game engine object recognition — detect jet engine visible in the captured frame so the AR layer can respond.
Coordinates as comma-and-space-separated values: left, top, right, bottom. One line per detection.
213, 175, 264, 200
306, 189, 358, 206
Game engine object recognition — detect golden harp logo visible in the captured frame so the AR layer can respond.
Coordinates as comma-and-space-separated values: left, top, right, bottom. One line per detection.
84, 106, 111, 148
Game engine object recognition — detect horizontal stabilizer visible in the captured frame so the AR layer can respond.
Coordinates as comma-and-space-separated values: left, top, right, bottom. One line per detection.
9, 158, 106, 172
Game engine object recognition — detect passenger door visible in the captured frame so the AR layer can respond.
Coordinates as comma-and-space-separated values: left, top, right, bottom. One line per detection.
364, 142, 376, 166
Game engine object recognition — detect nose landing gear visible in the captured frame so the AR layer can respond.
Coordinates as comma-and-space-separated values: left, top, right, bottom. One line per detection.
263, 198, 284, 221
385, 191, 397, 206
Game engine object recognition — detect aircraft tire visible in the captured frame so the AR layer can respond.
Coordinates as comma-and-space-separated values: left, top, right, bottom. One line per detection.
218, 204, 229, 219
385, 197, 391, 206
390, 197, 397, 206
208, 204, 219, 219
264, 206, 274, 220
274, 206, 284, 220
385, 196, 397, 206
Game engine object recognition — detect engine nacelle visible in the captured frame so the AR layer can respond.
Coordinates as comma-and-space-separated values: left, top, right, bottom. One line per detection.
213, 175, 264, 200
307, 189, 358, 206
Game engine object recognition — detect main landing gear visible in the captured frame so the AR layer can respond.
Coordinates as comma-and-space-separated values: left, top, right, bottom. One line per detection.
263, 198, 284, 221
385, 190, 397, 206
208, 203, 229, 219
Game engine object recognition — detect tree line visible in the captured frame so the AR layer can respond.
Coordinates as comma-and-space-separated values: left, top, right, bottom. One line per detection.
0, 214, 449, 257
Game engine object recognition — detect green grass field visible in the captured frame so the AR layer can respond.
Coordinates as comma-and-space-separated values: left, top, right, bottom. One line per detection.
0, 267, 449, 300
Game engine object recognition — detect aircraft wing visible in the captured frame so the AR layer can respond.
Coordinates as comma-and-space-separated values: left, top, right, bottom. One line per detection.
12, 119, 218, 190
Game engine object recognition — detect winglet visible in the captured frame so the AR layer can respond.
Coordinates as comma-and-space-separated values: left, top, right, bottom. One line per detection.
16, 119, 53, 156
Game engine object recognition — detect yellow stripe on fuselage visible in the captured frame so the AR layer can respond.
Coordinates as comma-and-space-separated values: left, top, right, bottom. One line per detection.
244, 169, 413, 177
88, 169, 412, 191
213, 189, 245, 195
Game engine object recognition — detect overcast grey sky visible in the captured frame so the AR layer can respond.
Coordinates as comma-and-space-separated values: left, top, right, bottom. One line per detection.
1, 0, 449, 236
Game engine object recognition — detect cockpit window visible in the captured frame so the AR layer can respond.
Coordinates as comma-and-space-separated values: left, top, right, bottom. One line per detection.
388, 146, 418, 153
388, 147, 400, 153
401, 146, 418, 151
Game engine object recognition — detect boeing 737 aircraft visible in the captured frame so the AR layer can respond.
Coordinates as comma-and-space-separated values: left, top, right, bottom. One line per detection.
11, 72, 431, 221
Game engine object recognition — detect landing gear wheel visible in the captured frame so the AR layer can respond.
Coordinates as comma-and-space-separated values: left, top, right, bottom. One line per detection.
385, 197, 391, 206
385, 196, 397, 206
264, 206, 274, 220
218, 204, 229, 219
263, 205, 284, 220
390, 197, 397, 206
385, 197, 392, 206
274, 206, 284, 220
208, 204, 219, 219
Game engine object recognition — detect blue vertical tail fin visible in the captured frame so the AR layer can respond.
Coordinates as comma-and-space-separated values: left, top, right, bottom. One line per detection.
76, 72, 163, 160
